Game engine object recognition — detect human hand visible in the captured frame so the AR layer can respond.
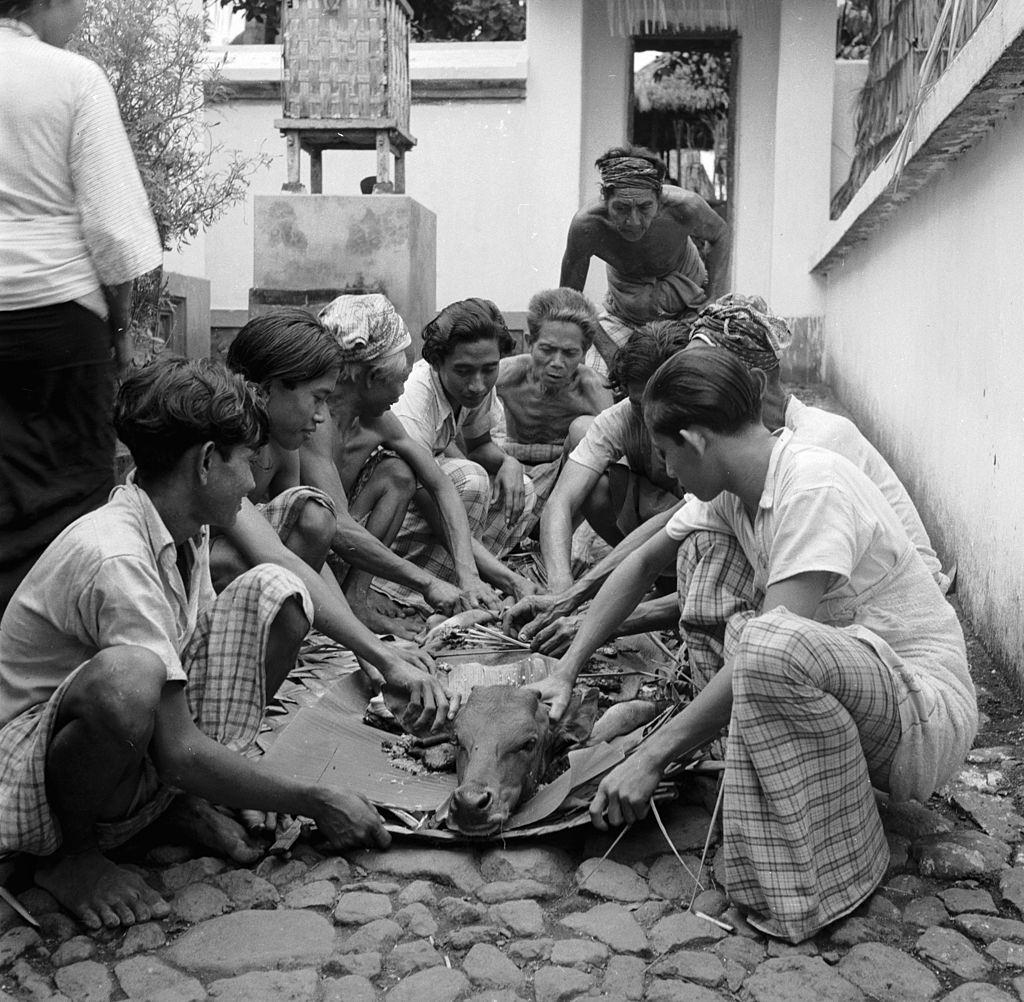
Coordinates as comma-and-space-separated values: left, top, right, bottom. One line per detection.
491, 456, 526, 526
526, 614, 580, 656
310, 788, 391, 850
501, 592, 557, 637
524, 669, 575, 723
456, 577, 503, 613
422, 578, 463, 616
589, 750, 663, 831
380, 656, 451, 733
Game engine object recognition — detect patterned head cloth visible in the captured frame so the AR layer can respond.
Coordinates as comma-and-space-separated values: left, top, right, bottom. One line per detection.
599, 155, 663, 194
688, 293, 793, 372
318, 294, 412, 363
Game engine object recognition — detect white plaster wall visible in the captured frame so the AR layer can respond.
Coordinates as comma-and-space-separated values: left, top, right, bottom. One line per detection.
823, 96, 1024, 674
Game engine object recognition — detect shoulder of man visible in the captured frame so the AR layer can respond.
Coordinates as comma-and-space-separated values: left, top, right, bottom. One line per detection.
497, 354, 530, 386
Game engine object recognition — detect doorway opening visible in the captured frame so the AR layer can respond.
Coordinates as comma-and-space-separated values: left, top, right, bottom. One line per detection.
631, 34, 736, 232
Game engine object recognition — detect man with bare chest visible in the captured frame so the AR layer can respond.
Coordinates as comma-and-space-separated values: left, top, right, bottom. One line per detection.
495, 288, 612, 519
560, 144, 730, 378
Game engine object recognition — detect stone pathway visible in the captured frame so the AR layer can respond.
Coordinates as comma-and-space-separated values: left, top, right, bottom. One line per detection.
2, 596, 1024, 1002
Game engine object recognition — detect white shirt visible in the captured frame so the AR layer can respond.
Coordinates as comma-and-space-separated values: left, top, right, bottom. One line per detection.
0, 21, 161, 314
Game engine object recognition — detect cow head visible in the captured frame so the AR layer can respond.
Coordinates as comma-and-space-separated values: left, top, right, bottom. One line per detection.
446, 684, 600, 837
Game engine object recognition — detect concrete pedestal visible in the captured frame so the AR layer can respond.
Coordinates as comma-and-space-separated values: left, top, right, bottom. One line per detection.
250, 194, 436, 352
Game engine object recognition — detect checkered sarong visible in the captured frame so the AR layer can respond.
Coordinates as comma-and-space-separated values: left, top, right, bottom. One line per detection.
0, 564, 310, 856
374, 456, 536, 608
259, 485, 336, 541
676, 530, 903, 942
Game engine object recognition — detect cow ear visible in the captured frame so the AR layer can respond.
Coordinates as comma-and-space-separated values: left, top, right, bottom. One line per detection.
550, 687, 601, 754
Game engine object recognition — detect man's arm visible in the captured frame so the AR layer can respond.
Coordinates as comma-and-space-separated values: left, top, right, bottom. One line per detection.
538, 459, 602, 594
152, 682, 390, 850
300, 422, 436, 598
559, 213, 595, 290
672, 192, 731, 301
222, 499, 441, 703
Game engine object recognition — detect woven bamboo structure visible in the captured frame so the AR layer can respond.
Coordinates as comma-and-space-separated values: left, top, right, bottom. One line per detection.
832, 0, 998, 217
275, 0, 415, 194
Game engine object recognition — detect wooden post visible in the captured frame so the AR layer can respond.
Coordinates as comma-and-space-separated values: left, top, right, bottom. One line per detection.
375, 131, 394, 192
394, 143, 406, 194
310, 147, 323, 194
282, 132, 305, 192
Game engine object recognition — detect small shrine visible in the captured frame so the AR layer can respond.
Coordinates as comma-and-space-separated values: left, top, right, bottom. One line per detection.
274, 0, 416, 194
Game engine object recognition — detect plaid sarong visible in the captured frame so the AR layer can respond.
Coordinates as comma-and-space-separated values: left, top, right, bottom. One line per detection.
373, 456, 536, 608
259, 485, 336, 542
0, 564, 311, 857
677, 530, 903, 942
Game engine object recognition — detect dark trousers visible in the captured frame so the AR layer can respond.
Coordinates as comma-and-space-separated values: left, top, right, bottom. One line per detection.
0, 301, 116, 613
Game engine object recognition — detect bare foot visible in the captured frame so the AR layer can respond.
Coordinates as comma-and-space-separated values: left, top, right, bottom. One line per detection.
165, 795, 264, 864
36, 850, 168, 930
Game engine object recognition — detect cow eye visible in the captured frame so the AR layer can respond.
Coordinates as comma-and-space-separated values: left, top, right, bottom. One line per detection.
517, 738, 538, 754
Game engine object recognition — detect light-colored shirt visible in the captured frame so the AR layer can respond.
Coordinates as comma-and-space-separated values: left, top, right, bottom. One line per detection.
785, 395, 948, 591
0, 482, 215, 726
568, 398, 678, 495
0, 20, 161, 314
392, 358, 494, 456
665, 431, 976, 803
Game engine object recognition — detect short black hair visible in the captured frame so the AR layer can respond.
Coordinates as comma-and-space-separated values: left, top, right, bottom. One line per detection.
421, 298, 515, 367
525, 288, 601, 351
115, 357, 268, 479
643, 345, 762, 438
227, 309, 340, 388
607, 319, 691, 394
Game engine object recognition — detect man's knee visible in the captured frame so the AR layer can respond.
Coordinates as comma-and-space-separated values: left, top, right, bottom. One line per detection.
566, 415, 595, 452
732, 611, 807, 690
66, 646, 165, 745
293, 496, 336, 551
452, 461, 490, 506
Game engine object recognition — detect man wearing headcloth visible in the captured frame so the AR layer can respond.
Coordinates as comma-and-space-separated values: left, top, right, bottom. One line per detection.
300, 294, 506, 635
506, 293, 950, 654
560, 144, 731, 379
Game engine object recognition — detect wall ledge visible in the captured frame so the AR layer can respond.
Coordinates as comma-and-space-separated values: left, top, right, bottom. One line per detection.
813, 0, 1024, 275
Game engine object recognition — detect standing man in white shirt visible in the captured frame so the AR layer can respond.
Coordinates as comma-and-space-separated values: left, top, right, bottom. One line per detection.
0, 0, 162, 611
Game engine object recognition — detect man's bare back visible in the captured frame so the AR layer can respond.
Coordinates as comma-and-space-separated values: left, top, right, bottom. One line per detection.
497, 354, 608, 446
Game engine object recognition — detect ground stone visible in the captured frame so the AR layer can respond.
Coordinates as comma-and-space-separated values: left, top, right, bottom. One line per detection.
644, 981, 727, 1002
828, 917, 880, 947
560, 902, 649, 954
649, 910, 729, 953
207, 967, 319, 1001
1000, 868, 1024, 916
441, 897, 488, 923
489, 899, 544, 936
646, 853, 707, 901
465, 993, 525, 1002
691, 889, 728, 917
114, 955, 205, 1002
395, 901, 437, 937
210, 870, 280, 909
53, 960, 111, 1002
282, 878, 336, 910
954, 913, 1024, 943
476, 880, 555, 902
942, 985, 1016, 1002
463, 942, 522, 987
915, 831, 1011, 880
352, 880, 402, 894
986, 938, 1024, 968
742, 955, 866, 1002
444, 925, 502, 950
574, 858, 649, 902
650, 949, 725, 987
253, 858, 308, 888
384, 967, 471, 1002
161, 909, 334, 977
358, 847, 483, 892
334, 890, 392, 924
169, 882, 230, 923
916, 926, 991, 980
602, 954, 646, 1000
583, 805, 714, 864
117, 922, 166, 958
37, 911, 78, 944
879, 800, 954, 838
393, 938, 444, 976
162, 857, 227, 893
903, 896, 950, 928
715, 936, 765, 970
398, 880, 436, 905
940, 887, 998, 914
0, 926, 44, 968
322, 974, 376, 1002
338, 918, 403, 953
52, 934, 96, 967
864, 894, 901, 924
837, 941, 940, 1000
508, 938, 553, 961
324, 951, 381, 978
549, 938, 609, 967
534, 964, 593, 1002
304, 857, 352, 884
884, 874, 927, 899
479, 847, 574, 888
951, 790, 1024, 842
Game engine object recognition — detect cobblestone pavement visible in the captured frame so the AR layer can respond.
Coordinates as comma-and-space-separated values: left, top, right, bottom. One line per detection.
2, 596, 1024, 1002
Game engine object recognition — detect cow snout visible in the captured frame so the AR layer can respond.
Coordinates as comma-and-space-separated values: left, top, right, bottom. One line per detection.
455, 785, 492, 812
450, 782, 506, 834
